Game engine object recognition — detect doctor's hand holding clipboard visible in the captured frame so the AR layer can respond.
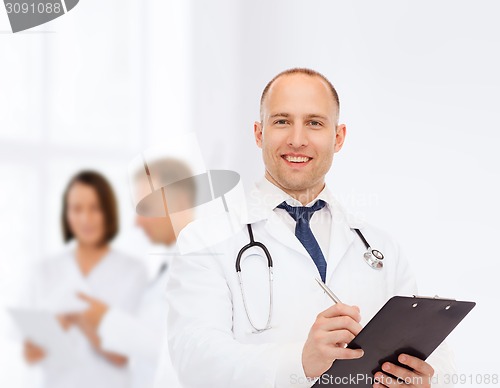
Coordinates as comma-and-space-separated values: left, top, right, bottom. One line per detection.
304, 299, 435, 387
310, 279, 446, 388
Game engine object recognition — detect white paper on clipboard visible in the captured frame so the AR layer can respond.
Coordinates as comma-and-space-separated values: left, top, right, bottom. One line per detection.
8, 308, 78, 365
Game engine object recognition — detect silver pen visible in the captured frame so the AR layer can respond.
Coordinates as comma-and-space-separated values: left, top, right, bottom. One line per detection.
315, 277, 342, 304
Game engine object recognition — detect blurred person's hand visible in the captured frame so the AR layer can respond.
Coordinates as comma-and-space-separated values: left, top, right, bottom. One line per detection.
77, 293, 109, 331
24, 340, 46, 364
56, 314, 76, 330
71, 292, 128, 367
69, 293, 107, 349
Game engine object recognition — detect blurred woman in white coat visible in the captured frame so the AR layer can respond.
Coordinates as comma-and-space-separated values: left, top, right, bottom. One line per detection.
71, 158, 196, 388
22, 170, 147, 388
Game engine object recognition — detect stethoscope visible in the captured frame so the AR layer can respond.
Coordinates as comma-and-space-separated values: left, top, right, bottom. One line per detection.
235, 224, 384, 333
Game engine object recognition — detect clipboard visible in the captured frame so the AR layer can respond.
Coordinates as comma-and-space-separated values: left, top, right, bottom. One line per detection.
313, 296, 475, 387
8, 308, 79, 366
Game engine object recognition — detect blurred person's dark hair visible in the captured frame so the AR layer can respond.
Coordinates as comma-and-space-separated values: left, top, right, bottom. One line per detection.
61, 170, 119, 244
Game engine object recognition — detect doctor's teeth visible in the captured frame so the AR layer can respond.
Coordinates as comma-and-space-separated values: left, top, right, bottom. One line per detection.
284, 156, 310, 163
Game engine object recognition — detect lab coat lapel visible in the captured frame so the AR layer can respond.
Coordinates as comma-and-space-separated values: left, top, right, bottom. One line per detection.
264, 211, 310, 259
325, 202, 356, 284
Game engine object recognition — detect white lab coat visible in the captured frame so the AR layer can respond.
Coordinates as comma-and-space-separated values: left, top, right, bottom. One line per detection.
166, 180, 456, 388
22, 248, 148, 388
99, 258, 182, 388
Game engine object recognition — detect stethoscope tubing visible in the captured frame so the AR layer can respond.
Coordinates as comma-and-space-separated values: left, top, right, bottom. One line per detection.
235, 224, 384, 333
235, 224, 273, 272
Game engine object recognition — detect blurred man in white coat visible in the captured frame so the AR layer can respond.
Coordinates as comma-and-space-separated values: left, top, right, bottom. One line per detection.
166, 68, 456, 388
73, 159, 195, 388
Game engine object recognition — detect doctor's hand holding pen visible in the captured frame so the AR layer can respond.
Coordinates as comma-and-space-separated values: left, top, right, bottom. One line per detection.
301, 303, 364, 378
303, 280, 364, 378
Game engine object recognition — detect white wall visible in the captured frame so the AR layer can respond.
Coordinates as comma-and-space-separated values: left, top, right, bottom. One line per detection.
1, 0, 498, 386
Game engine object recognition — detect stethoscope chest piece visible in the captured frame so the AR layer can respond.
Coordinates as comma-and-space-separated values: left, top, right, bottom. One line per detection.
354, 228, 384, 270
363, 248, 384, 270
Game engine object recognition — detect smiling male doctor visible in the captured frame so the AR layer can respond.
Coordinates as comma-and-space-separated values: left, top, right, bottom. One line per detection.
165, 68, 455, 388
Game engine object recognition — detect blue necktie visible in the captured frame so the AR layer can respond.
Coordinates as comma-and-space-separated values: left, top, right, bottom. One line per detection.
277, 200, 327, 282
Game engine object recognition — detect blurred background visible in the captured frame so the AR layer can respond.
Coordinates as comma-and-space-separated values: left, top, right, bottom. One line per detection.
1, 0, 499, 386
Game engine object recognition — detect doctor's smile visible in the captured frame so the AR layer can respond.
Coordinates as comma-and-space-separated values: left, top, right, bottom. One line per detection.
281, 153, 313, 164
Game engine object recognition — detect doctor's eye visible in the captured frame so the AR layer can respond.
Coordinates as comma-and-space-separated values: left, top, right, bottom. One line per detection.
307, 120, 323, 127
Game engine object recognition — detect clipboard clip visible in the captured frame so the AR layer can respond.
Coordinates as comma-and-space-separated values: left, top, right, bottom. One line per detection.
412, 295, 456, 301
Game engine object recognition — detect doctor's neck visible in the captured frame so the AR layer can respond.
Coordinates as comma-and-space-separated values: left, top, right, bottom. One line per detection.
264, 173, 325, 206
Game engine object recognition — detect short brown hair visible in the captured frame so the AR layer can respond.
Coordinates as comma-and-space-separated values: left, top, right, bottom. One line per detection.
61, 170, 119, 244
133, 157, 197, 216
260, 68, 340, 120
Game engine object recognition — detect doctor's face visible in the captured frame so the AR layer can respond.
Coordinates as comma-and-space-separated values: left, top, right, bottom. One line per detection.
255, 74, 346, 204
66, 182, 106, 247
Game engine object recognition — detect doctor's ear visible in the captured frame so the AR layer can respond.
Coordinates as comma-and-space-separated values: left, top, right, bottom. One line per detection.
254, 121, 263, 148
334, 124, 346, 153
